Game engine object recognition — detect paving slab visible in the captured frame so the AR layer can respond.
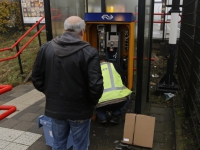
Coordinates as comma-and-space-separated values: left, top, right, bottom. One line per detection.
0, 83, 176, 150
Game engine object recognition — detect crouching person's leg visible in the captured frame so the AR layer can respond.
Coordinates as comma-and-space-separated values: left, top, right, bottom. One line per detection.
96, 108, 107, 124
111, 97, 130, 125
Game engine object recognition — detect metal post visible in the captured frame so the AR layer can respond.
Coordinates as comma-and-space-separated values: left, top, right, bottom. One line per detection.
85, 0, 88, 13
44, 0, 53, 41
16, 42, 23, 74
135, 0, 146, 114
162, 0, 167, 41
36, 21, 42, 46
146, 0, 155, 102
101, 0, 106, 13
18, 0, 25, 31
157, 0, 180, 93
160, 0, 165, 30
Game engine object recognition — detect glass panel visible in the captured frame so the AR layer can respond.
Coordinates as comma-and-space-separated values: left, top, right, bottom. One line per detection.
50, 0, 85, 37
106, 0, 137, 12
87, 0, 101, 12
87, 0, 138, 13
166, 0, 183, 5
153, 0, 182, 39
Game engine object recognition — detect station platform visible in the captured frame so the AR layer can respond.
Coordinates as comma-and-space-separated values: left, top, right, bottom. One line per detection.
0, 82, 176, 150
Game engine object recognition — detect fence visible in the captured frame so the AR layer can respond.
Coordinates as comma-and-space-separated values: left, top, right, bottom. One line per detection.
178, 0, 200, 148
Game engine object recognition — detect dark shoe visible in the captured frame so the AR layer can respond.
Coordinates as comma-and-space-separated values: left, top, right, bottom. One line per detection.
98, 119, 107, 124
110, 115, 121, 125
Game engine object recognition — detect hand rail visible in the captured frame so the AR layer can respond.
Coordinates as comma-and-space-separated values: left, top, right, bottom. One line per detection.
0, 85, 12, 95
0, 25, 46, 62
0, 8, 61, 53
133, 12, 182, 23
0, 16, 45, 52
133, 57, 154, 71
153, 13, 182, 23
0, 8, 61, 72
0, 85, 16, 121
0, 105, 17, 120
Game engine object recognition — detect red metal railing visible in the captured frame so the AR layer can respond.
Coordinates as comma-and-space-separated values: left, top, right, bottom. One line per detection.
0, 105, 17, 120
0, 25, 45, 62
133, 57, 155, 71
0, 10, 62, 120
0, 16, 46, 119
0, 15, 46, 75
134, 57, 155, 61
0, 85, 16, 121
0, 85, 12, 94
51, 8, 62, 20
0, 16, 45, 53
0, 9, 62, 74
0, 8, 61, 57
133, 12, 182, 23
153, 13, 182, 23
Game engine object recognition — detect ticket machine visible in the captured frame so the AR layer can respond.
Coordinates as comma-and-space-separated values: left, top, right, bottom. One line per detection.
84, 13, 135, 90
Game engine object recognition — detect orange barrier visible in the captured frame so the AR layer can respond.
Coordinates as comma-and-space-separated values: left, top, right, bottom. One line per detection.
0, 85, 13, 95
0, 105, 17, 120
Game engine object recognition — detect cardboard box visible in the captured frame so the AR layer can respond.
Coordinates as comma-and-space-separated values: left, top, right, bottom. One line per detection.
122, 113, 155, 148
122, 113, 136, 144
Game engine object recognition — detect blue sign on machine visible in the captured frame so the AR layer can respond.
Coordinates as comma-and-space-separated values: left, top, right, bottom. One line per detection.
84, 13, 135, 22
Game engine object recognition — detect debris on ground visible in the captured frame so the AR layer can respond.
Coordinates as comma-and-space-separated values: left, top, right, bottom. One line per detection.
164, 93, 175, 101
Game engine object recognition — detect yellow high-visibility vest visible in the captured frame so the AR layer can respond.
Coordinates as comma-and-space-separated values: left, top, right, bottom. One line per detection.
97, 62, 132, 107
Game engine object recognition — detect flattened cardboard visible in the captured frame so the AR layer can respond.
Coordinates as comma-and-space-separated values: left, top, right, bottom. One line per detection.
122, 113, 155, 148
133, 114, 155, 148
122, 113, 136, 144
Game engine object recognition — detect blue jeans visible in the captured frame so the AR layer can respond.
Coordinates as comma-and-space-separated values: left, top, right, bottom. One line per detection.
96, 97, 130, 120
51, 118, 91, 150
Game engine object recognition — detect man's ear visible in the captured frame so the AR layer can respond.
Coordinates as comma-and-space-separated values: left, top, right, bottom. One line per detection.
80, 29, 84, 36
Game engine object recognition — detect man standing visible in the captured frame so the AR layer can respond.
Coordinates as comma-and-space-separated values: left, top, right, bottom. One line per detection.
32, 16, 103, 150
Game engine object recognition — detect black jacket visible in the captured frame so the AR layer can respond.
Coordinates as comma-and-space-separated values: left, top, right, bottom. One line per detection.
32, 32, 103, 120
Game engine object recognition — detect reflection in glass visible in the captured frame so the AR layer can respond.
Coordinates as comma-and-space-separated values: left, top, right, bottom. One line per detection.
88, 0, 101, 12
50, 0, 85, 37
106, 0, 137, 13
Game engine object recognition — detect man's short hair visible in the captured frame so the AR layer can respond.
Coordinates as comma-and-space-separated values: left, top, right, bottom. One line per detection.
64, 19, 85, 35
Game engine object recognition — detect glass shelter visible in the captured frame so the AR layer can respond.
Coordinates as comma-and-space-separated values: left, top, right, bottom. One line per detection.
43, 0, 154, 114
